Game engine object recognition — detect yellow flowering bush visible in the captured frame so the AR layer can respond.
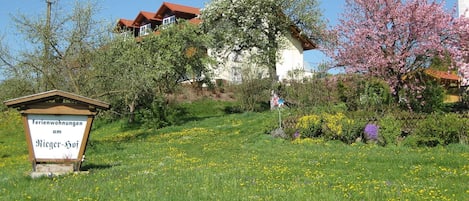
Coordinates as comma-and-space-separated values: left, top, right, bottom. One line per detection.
295, 112, 363, 144
322, 112, 346, 139
296, 115, 320, 129
296, 114, 321, 138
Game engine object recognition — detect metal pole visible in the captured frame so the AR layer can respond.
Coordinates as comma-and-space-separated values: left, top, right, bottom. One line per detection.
278, 107, 282, 129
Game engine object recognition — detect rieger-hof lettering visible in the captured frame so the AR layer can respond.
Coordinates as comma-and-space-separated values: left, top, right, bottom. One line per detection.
27, 114, 87, 160
35, 140, 80, 150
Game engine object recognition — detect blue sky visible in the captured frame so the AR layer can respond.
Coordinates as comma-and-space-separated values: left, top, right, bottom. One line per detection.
0, 0, 460, 74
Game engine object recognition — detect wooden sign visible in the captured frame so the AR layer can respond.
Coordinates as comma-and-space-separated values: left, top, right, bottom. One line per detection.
27, 114, 88, 160
4, 90, 110, 175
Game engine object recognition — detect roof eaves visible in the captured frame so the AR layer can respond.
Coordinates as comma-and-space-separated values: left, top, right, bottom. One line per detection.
4, 90, 110, 110
162, 2, 200, 15
289, 25, 317, 50
118, 18, 136, 28
132, 11, 156, 26
424, 69, 460, 81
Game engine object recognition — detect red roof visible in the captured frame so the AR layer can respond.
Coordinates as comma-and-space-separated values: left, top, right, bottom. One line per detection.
118, 19, 135, 28
425, 69, 460, 81
155, 2, 200, 20
114, 2, 316, 50
141, 11, 157, 20
162, 2, 200, 15
132, 11, 156, 26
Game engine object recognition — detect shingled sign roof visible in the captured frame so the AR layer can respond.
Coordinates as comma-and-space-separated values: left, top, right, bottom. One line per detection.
4, 90, 110, 110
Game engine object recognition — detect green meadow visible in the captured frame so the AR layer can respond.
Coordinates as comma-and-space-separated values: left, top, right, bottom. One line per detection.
1, 101, 468, 200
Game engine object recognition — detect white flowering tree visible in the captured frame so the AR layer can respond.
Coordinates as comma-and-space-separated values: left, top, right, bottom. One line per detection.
201, 0, 326, 81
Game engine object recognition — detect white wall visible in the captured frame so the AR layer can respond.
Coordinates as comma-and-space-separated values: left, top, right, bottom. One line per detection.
276, 34, 304, 81
459, 0, 469, 16
208, 49, 267, 83
209, 33, 307, 83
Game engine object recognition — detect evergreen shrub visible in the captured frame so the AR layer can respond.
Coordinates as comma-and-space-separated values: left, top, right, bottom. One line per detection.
378, 115, 402, 146
411, 113, 467, 146
139, 97, 186, 129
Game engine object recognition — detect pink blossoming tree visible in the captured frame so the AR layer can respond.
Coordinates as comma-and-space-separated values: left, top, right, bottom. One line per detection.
454, 16, 469, 84
326, 0, 469, 103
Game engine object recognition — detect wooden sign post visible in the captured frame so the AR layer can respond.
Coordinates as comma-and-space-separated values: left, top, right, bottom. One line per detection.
4, 90, 110, 177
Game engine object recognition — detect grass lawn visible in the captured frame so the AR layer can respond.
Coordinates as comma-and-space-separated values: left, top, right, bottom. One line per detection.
0, 101, 468, 200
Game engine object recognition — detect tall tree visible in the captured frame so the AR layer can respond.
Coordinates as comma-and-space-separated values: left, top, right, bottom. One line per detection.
91, 21, 211, 122
0, 0, 105, 94
91, 35, 153, 122
327, 0, 469, 102
454, 15, 469, 85
144, 21, 213, 93
201, 0, 326, 81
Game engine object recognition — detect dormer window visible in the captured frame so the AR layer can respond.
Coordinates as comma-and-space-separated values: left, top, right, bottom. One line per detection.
163, 16, 176, 25
139, 23, 152, 36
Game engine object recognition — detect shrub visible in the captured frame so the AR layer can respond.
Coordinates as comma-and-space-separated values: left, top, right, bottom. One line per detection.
358, 78, 392, 112
284, 77, 339, 108
309, 103, 348, 115
139, 97, 186, 129
321, 112, 363, 144
337, 75, 392, 112
436, 113, 466, 145
410, 114, 441, 146
337, 75, 363, 111
401, 134, 420, 147
340, 116, 364, 144
235, 78, 271, 112
399, 80, 445, 113
296, 114, 321, 138
0, 109, 23, 135
411, 113, 467, 146
378, 115, 402, 146
321, 112, 345, 140
293, 112, 365, 144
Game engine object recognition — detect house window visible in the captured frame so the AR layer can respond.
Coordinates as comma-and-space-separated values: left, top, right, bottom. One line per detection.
163, 16, 176, 25
232, 67, 242, 83
139, 23, 152, 36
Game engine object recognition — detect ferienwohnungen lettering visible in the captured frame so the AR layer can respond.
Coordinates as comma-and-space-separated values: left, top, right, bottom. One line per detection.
31, 119, 83, 127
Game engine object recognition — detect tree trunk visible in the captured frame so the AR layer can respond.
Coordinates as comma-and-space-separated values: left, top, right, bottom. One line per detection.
267, 38, 278, 82
128, 100, 136, 124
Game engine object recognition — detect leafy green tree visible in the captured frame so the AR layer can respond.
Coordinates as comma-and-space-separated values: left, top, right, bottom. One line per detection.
91, 21, 211, 123
91, 35, 153, 122
201, 0, 326, 81
143, 21, 213, 93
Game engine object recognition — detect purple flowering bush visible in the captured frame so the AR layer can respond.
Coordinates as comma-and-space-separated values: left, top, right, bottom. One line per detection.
364, 123, 379, 142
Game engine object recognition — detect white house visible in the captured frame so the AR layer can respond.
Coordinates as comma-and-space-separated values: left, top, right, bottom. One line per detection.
115, 2, 316, 83
459, 0, 469, 16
